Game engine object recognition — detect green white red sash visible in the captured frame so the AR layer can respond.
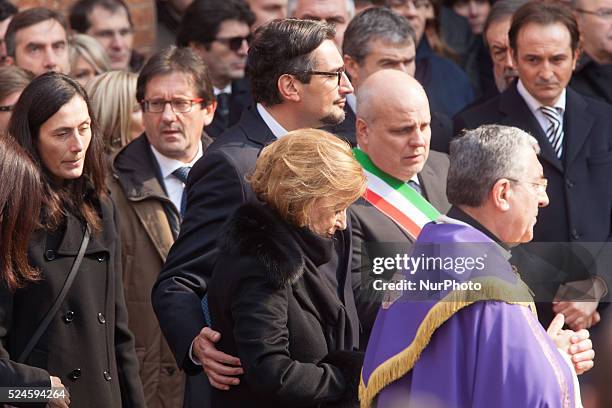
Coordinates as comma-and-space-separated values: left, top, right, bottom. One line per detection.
353, 148, 440, 240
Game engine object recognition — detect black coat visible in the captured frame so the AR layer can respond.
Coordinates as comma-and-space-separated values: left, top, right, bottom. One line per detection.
454, 84, 612, 323
0, 197, 145, 407
152, 106, 361, 374
208, 203, 362, 408
205, 78, 253, 138
570, 54, 612, 106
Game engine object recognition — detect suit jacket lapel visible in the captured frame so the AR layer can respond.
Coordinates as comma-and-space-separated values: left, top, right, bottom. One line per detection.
499, 85, 563, 172
563, 88, 593, 167
238, 105, 277, 147
419, 161, 447, 213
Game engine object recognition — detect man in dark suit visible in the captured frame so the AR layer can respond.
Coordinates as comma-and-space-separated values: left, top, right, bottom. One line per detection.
177, 0, 256, 138
152, 18, 356, 393
454, 1, 611, 330
329, 7, 454, 153
348, 69, 451, 343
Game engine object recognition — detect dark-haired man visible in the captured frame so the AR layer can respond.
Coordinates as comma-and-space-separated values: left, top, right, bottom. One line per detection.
177, 0, 255, 137
0, 0, 17, 65
5, 8, 70, 76
153, 18, 356, 392
69, 0, 142, 71
110, 46, 216, 408
329, 6, 453, 153
455, 1, 612, 329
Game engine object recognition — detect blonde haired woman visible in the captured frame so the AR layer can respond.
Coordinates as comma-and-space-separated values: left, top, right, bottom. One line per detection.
208, 129, 367, 408
70, 33, 111, 87
87, 70, 144, 154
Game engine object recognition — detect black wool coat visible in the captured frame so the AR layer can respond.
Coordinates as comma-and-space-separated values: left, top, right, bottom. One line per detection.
208, 203, 363, 408
0, 197, 145, 408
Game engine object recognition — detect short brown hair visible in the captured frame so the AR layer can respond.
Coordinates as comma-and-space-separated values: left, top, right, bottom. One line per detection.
509, 0, 579, 53
6, 8, 70, 58
136, 46, 214, 107
248, 19, 335, 106
249, 129, 366, 227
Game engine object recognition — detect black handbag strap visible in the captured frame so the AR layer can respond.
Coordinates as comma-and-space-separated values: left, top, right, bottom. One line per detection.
17, 225, 91, 364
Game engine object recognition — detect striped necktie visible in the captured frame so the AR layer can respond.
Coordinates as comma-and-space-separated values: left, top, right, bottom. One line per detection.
172, 166, 191, 216
539, 106, 564, 158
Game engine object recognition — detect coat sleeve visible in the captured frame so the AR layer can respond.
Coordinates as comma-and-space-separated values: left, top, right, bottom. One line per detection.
109, 199, 146, 408
230, 269, 352, 406
0, 286, 51, 388
152, 148, 250, 373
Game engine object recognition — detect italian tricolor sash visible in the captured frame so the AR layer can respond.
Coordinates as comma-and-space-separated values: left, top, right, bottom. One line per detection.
353, 148, 440, 240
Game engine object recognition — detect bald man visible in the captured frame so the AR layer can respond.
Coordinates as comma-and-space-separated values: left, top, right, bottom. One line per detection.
349, 70, 451, 343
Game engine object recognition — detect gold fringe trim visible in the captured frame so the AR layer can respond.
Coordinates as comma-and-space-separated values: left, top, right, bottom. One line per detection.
359, 276, 537, 408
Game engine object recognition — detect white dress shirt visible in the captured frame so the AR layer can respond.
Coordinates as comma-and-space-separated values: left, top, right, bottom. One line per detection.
256, 103, 288, 138
150, 143, 203, 212
517, 79, 566, 136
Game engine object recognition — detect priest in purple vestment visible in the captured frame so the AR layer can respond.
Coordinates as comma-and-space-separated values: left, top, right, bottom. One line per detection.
360, 125, 593, 408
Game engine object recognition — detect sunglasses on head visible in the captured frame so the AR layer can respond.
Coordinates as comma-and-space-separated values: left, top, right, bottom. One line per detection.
214, 35, 252, 52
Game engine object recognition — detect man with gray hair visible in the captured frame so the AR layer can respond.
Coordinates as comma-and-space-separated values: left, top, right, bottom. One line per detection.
288, 0, 355, 48
327, 6, 454, 153
360, 124, 593, 408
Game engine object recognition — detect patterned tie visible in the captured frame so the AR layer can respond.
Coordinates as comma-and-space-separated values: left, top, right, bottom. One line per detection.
172, 166, 212, 325
172, 166, 190, 217
407, 179, 423, 196
539, 106, 564, 158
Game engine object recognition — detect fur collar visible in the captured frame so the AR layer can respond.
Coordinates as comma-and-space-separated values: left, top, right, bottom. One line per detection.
218, 203, 307, 289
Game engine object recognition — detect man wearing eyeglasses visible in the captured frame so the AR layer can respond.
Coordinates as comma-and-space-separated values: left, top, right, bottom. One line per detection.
570, 0, 612, 105
177, 0, 255, 138
153, 18, 357, 398
69, 0, 143, 71
108, 46, 216, 408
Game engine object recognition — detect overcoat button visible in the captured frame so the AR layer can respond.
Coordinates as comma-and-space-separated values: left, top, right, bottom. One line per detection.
64, 311, 75, 323
97, 312, 106, 324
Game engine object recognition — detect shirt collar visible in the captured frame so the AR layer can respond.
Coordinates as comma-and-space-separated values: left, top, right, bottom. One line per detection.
214, 84, 232, 96
517, 79, 566, 113
150, 141, 203, 179
256, 103, 288, 139
346, 93, 357, 114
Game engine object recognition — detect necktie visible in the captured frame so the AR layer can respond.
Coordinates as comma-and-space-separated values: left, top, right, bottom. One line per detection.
216, 92, 230, 128
539, 106, 564, 158
407, 179, 423, 196
172, 166, 212, 325
172, 166, 190, 217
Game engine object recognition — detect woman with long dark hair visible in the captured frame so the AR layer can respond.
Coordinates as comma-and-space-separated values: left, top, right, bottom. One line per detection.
0, 72, 145, 407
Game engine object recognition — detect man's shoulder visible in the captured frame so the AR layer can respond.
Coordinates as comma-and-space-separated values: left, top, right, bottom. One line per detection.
455, 92, 503, 122
426, 150, 449, 169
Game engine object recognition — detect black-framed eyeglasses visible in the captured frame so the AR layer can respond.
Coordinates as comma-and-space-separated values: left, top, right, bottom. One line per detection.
298, 68, 346, 86
574, 7, 612, 20
0, 104, 14, 112
141, 98, 204, 113
214, 35, 252, 52
506, 177, 548, 193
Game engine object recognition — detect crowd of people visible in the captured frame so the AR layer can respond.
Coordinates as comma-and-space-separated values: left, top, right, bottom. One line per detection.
0, 0, 611, 407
